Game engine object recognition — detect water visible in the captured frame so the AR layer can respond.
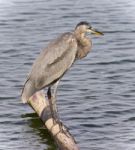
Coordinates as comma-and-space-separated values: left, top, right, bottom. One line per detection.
0, 0, 135, 149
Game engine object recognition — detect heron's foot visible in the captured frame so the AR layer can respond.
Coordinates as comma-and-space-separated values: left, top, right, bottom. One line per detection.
51, 111, 59, 124
51, 115, 62, 130
51, 111, 70, 137
53, 118, 71, 137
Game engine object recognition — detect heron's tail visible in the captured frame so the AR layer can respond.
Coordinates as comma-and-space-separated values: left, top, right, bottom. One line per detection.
21, 80, 36, 103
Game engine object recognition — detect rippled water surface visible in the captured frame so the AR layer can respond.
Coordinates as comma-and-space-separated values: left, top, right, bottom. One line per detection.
0, 0, 135, 149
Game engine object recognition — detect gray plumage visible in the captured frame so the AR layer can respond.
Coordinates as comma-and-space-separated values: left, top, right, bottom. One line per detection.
21, 21, 103, 103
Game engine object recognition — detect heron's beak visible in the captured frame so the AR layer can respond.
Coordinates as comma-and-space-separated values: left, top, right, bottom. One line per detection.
87, 27, 104, 36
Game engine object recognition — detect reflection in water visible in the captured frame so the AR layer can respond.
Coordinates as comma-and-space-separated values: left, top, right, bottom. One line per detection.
22, 113, 57, 150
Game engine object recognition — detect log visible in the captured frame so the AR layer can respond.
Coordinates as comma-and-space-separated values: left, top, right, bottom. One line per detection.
28, 90, 80, 150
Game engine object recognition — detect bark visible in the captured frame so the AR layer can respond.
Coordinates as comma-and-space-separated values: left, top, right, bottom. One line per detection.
28, 90, 80, 150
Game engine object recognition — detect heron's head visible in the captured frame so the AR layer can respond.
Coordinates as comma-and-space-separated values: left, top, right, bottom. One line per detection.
75, 21, 104, 36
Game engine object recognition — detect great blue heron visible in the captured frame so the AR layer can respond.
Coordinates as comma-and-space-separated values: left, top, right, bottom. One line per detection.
21, 21, 103, 121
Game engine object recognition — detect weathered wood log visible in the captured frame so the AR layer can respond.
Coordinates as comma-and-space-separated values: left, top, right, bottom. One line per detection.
28, 90, 80, 150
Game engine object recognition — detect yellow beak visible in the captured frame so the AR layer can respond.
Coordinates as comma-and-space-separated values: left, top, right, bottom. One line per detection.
87, 27, 104, 36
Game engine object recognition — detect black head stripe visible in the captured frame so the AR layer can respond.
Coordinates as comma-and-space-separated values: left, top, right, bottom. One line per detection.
76, 21, 91, 28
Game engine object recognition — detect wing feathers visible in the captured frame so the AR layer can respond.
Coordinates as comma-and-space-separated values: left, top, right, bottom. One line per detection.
21, 32, 77, 103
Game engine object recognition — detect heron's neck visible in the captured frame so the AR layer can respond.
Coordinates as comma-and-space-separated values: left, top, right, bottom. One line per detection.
74, 31, 92, 59
74, 31, 90, 47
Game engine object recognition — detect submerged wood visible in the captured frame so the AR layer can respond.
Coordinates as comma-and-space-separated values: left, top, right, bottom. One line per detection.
28, 90, 79, 150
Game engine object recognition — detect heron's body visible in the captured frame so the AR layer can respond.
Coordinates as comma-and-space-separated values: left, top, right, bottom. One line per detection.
21, 21, 103, 121
22, 32, 79, 102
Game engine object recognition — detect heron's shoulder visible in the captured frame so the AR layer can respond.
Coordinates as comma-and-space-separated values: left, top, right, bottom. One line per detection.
60, 32, 76, 41
46, 32, 76, 49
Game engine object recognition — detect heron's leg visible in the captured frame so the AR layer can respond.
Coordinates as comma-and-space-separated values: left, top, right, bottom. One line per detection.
51, 80, 60, 119
48, 80, 67, 133
47, 81, 64, 129
47, 87, 55, 120
52, 80, 66, 132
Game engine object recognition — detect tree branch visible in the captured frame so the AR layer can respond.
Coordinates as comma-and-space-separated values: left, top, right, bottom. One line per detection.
28, 90, 80, 150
